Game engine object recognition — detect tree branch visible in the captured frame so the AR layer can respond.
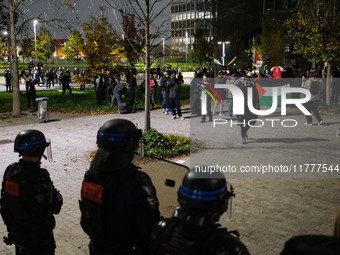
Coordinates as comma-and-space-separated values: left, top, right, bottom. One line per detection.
150, 0, 174, 24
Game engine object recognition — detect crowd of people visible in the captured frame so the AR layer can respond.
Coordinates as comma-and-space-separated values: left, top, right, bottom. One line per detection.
262, 65, 340, 106
190, 64, 340, 143
192, 69, 260, 144
27, 62, 74, 95
2, 63, 340, 132
93, 67, 185, 119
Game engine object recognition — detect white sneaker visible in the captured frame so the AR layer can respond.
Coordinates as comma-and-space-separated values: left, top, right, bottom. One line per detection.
171, 116, 177, 119
304, 123, 312, 126
164, 112, 169, 115
318, 121, 323, 125
180, 117, 185, 120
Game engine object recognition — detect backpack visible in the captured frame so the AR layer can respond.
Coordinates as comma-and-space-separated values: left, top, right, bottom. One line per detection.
120, 102, 128, 114
310, 81, 320, 95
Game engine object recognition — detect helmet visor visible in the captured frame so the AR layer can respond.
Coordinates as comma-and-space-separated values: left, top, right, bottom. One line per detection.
45, 138, 53, 162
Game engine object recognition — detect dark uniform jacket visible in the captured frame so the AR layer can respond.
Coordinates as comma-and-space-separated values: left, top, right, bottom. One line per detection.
151, 216, 250, 255
25, 80, 36, 94
168, 78, 181, 98
0, 160, 62, 253
80, 162, 160, 254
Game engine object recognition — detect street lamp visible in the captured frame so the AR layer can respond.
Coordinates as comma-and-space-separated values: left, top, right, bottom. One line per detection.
162, 38, 165, 62
3, 31, 9, 62
3, 31, 11, 86
33, 19, 38, 62
185, 31, 188, 64
218, 41, 230, 66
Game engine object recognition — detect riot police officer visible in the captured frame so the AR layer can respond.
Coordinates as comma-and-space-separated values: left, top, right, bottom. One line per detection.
151, 170, 250, 255
79, 119, 160, 255
0, 130, 63, 255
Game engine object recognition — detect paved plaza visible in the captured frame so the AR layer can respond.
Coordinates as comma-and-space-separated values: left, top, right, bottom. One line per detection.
0, 95, 340, 254
0, 103, 190, 254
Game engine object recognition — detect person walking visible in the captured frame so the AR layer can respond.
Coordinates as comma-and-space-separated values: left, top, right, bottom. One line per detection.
198, 74, 213, 123
128, 73, 137, 111
150, 74, 158, 110
61, 69, 72, 95
160, 72, 169, 113
25, 74, 36, 108
303, 71, 323, 126
236, 74, 260, 144
4, 69, 11, 92
168, 72, 184, 120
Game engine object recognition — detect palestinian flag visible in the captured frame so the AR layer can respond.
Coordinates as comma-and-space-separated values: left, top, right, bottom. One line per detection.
256, 79, 292, 106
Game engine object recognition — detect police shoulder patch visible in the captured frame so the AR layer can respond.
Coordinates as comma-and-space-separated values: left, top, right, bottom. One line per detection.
81, 181, 104, 204
5, 180, 20, 197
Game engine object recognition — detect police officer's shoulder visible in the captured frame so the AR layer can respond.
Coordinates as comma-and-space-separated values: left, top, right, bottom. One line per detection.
152, 217, 177, 240
6, 162, 18, 170
135, 169, 155, 191
3, 162, 20, 177
135, 168, 159, 209
135, 167, 152, 184
215, 228, 250, 255
37, 167, 51, 178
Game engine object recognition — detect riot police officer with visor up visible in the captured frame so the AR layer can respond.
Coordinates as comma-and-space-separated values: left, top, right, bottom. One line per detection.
1, 129, 63, 255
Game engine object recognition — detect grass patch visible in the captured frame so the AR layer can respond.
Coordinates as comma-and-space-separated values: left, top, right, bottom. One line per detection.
318, 104, 340, 115
0, 114, 10, 120
0, 85, 191, 113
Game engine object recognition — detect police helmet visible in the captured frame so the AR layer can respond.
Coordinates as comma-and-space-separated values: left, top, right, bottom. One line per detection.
178, 170, 234, 214
97, 119, 142, 152
14, 129, 49, 157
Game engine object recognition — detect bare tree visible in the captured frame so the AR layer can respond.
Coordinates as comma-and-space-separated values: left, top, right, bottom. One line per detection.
105, 0, 173, 131
3, 0, 77, 117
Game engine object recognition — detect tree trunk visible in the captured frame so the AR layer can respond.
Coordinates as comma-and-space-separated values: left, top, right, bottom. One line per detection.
9, 0, 21, 117
144, 0, 151, 131
326, 62, 332, 106
212, 0, 219, 78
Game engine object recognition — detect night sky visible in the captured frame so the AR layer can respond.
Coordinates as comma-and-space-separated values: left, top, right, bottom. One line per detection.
26, 0, 171, 40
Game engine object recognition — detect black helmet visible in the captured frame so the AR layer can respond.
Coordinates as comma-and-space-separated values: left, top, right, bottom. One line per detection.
14, 130, 49, 156
97, 119, 142, 152
178, 170, 234, 214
